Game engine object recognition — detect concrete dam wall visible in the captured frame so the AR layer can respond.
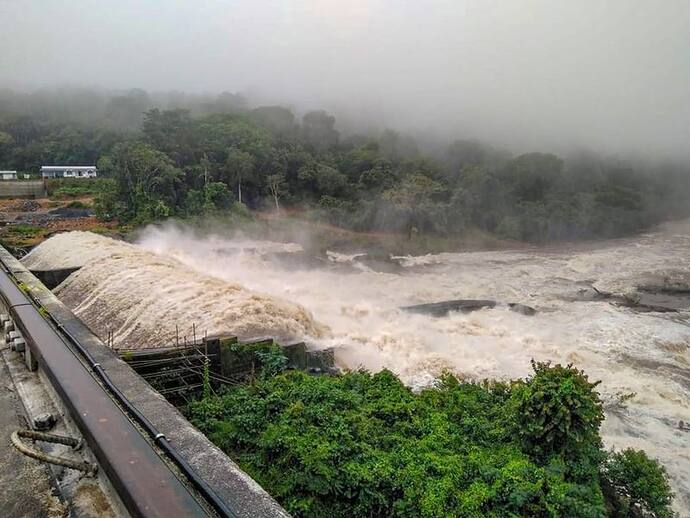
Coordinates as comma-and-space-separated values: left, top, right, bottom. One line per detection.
1, 244, 290, 517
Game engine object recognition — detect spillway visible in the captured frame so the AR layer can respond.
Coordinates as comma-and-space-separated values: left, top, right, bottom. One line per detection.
23, 231, 326, 349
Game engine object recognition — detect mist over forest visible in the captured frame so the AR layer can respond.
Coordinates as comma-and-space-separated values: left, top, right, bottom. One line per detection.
1, 0, 690, 242
2, 1, 690, 157
1, 84, 688, 242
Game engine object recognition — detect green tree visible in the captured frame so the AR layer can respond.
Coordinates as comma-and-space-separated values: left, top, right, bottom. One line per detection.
142, 108, 196, 166
602, 449, 674, 518
104, 88, 151, 132
505, 152, 564, 202
203, 181, 234, 211
297, 162, 347, 197
93, 179, 121, 221
266, 172, 287, 213
302, 110, 339, 152
511, 361, 604, 461
382, 174, 447, 237
101, 141, 182, 223
184, 189, 205, 216
249, 106, 297, 138
446, 139, 488, 172
225, 148, 255, 204
378, 129, 419, 161
358, 162, 396, 193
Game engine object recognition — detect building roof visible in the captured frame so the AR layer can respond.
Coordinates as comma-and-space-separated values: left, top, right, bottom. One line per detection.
41, 166, 97, 171
0, 171, 17, 174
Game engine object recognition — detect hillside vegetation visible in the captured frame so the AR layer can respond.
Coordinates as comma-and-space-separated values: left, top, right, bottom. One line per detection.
1, 89, 689, 241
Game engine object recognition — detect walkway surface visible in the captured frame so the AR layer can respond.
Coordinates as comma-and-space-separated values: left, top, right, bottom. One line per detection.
0, 348, 65, 518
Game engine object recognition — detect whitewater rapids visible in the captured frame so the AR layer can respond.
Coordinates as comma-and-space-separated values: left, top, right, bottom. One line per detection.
23, 223, 690, 513
21, 232, 325, 347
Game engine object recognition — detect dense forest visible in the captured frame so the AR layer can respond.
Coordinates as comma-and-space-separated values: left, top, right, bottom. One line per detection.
1, 87, 689, 241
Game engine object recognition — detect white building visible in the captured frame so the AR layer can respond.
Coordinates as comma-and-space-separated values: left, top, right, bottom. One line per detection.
41, 166, 98, 179
0, 171, 18, 180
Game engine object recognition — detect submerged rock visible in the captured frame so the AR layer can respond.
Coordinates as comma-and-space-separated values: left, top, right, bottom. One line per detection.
611, 300, 679, 313
402, 299, 537, 317
637, 272, 690, 295
401, 299, 496, 317
565, 283, 681, 313
508, 303, 537, 316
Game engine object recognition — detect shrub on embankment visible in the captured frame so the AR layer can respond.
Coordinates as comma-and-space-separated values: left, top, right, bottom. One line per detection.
186, 361, 673, 517
45, 177, 112, 199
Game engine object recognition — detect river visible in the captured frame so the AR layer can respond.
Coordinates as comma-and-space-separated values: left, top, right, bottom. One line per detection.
139, 220, 690, 513
23, 221, 690, 513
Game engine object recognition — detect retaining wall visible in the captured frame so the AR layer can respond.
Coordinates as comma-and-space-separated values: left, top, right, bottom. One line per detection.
0, 181, 46, 199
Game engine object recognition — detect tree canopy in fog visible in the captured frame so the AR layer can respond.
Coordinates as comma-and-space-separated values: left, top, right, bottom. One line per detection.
1, 1, 690, 240
1, 1, 689, 158
1, 86, 689, 241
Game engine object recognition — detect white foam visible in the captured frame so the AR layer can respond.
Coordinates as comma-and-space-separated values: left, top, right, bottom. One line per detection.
25, 231, 326, 349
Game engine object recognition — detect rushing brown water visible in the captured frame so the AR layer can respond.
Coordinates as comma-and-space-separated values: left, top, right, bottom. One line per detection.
22, 232, 325, 347
24, 222, 690, 513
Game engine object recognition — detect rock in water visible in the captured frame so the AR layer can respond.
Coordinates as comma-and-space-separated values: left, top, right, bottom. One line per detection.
401, 299, 496, 317
508, 303, 537, 316
402, 299, 536, 317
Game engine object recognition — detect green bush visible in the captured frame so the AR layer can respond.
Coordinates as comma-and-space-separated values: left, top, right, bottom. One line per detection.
203, 181, 235, 211
185, 363, 672, 517
216, 338, 289, 382
185, 182, 236, 216
93, 178, 120, 220
46, 178, 109, 199
50, 185, 92, 198
6, 224, 43, 236
602, 449, 674, 517
511, 361, 604, 460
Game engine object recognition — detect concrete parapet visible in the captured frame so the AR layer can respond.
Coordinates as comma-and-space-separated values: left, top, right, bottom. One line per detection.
0, 247, 291, 518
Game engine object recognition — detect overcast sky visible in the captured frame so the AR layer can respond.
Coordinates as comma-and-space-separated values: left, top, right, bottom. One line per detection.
1, 0, 689, 157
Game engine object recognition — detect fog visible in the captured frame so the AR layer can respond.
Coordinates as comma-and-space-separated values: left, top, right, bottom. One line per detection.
1, 0, 689, 157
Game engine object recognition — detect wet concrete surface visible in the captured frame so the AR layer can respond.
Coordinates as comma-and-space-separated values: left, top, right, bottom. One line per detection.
0, 348, 66, 518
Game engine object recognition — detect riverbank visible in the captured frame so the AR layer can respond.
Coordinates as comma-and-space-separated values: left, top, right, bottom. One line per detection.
0, 196, 120, 251
128, 210, 530, 260
4, 199, 686, 261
